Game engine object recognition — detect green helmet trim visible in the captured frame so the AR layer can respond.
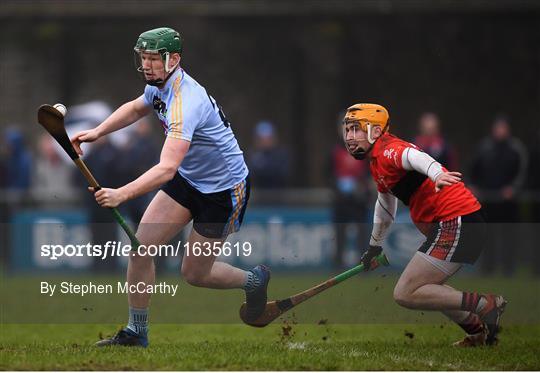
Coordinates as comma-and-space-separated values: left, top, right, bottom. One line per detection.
134, 27, 182, 74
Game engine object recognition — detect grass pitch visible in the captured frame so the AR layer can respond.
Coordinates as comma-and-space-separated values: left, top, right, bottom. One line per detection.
2, 324, 539, 370
1, 273, 540, 370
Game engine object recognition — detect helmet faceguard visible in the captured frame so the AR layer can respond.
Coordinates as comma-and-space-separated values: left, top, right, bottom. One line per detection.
342, 103, 390, 159
133, 27, 183, 86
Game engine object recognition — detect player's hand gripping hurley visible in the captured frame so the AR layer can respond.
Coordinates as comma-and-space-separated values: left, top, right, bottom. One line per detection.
37, 104, 140, 249
240, 253, 389, 327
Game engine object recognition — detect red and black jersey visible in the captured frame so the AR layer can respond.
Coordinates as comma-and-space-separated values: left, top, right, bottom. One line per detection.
369, 133, 481, 223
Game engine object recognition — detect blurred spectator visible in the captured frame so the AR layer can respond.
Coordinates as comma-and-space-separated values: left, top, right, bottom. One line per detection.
1, 128, 32, 265
527, 128, 540, 216
116, 119, 160, 223
0, 134, 9, 261
414, 112, 458, 170
0, 136, 7, 189
249, 120, 291, 188
470, 115, 528, 275
526, 129, 540, 275
75, 134, 123, 272
331, 120, 372, 269
31, 134, 76, 204
66, 101, 121, 271
3, 128, 32, 192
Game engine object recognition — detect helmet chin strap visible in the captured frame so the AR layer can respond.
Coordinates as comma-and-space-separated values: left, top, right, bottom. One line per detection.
146, 78, 164, 87
366, 123, 376, 144
145, 71, 174, 86
146, 56, 180, 87
164, 52, 180, 73
350, 143, 374, 160
349, 124, 376, 160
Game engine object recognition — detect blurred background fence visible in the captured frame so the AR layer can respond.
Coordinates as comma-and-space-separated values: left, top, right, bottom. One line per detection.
1, 0, 539, 275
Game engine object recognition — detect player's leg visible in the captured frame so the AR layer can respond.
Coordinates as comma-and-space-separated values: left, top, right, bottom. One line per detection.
441, 285, 487, 347
180, 228, 246, 288
96, 191, 192, 347
180, 174, 270, 321
127, 190, 191, 314
180, 226, 269, 323
393, 254, 490, 346
394, 213, 506, 345
393, 252, 462, 310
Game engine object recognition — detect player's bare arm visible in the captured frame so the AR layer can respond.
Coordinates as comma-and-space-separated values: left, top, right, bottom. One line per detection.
70, 96, 151, 156
92, 137, 190, 208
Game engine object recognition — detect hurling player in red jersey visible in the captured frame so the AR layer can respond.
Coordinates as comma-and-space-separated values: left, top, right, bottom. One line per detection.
342, 103, 506, 346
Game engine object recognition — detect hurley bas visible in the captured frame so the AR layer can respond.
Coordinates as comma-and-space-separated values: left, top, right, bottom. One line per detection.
40, 281, 179, 297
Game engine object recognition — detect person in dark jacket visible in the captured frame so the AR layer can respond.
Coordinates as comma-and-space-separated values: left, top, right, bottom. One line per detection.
249, 121, 291, 189
470, 116, 528, 275
526, 129, 540, 275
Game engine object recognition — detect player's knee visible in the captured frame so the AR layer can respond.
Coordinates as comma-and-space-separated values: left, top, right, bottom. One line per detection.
129, 251, 154, 267
181, 266, 208, 287
393, 283, 413, 308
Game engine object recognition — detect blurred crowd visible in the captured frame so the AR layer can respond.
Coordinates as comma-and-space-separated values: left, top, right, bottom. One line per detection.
0, 102, 160, 271
1, 106, 539, 275
1, 103, 159, 210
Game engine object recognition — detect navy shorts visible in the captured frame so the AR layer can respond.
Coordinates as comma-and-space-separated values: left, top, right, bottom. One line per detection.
161, 172, 250, 238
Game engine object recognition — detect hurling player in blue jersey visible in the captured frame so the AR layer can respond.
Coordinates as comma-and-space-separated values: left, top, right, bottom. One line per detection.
71, 27, 270, 347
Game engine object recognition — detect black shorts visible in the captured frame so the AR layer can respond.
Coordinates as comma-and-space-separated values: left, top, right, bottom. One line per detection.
418, 209, 486, 264
161, 172, 250, 239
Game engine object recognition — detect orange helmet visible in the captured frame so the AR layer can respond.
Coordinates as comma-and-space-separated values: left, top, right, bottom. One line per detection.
343, 103, 390, 143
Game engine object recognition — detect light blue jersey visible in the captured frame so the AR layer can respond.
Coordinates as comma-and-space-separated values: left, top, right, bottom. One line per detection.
142, 68, 249, 193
